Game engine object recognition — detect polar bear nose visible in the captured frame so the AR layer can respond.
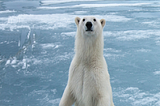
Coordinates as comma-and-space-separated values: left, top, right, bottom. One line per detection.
86, 22, 92, 31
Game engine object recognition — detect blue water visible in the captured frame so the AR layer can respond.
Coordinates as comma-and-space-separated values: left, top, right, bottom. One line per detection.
0, 0, 160, 106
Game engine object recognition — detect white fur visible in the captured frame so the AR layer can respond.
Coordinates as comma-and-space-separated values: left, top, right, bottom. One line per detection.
59, 16, 114, 106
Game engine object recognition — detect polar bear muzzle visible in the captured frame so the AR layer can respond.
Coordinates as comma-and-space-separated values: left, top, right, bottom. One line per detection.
86, 21, 93, 31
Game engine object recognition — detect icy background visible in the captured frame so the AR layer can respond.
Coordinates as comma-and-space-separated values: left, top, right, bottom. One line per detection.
0, 0, 160, 106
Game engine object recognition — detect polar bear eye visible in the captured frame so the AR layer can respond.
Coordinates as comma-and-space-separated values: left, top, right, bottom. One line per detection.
93, 19, 96, 22
83, 19, 85, 22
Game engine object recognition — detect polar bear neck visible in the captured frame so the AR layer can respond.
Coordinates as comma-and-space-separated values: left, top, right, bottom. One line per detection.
75, 31, 104, 62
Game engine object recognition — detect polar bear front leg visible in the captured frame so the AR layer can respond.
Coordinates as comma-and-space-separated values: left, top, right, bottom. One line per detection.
97, 96, 113, 106
59, 85, 74, 106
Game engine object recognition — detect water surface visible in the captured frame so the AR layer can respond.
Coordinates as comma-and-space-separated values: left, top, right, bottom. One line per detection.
0, 0, 160, 106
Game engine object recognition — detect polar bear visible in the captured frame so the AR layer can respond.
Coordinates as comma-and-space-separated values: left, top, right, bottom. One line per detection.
59, 16, 114, 106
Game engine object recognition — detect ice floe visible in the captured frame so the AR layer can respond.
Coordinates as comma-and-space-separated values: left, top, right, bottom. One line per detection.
72, 3, 151, 8
38, 3, 151, 9
40, 43, 61, 49
114, 87, 160, 106
136, 49, 151, 52
0, 14, 74, 31
153, 71, 160, 75
0, 10, 16, 14
104, 30, 160, 41
0, 13, 131, 31
40, 0, 98, 5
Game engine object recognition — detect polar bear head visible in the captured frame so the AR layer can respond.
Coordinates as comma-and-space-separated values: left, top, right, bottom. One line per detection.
75, 16, 106, 38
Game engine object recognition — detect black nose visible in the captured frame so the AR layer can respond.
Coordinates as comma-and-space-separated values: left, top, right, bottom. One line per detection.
86, 22, 92, 31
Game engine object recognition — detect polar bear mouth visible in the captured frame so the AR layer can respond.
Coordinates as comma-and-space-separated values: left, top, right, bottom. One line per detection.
86, 29, 93, 31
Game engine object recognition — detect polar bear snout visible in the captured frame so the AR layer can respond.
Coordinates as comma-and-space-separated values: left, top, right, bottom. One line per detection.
86, 21, 93, 31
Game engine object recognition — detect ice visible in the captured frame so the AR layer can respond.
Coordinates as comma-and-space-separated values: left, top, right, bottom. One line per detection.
41, 0, 98, 5
48, 98, 61, 105
104, 48, 122, 53
72, 3, 152, 8
103, 48, 124, 59
5, 59, 11, 65
104, 30, 160, 41
37, 6, 68, 9
61, 32, 76, 37
103, 15, 131, 22
38, 3, 151, 9
0, 10, 16, 14
0, 14, 75, 31
142, 21, 160, 28
74, 11, 88, 15
153, 71, 160, 75
114, 87, 160, 106
136, 49, 151, 52
11, 59, 17, 64
40, 43, 61, 49
0, 13, 132, 31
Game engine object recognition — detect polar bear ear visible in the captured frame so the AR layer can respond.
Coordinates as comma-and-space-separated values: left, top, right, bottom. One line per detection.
75, 17, 81, 26
100, 19, 106, 28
